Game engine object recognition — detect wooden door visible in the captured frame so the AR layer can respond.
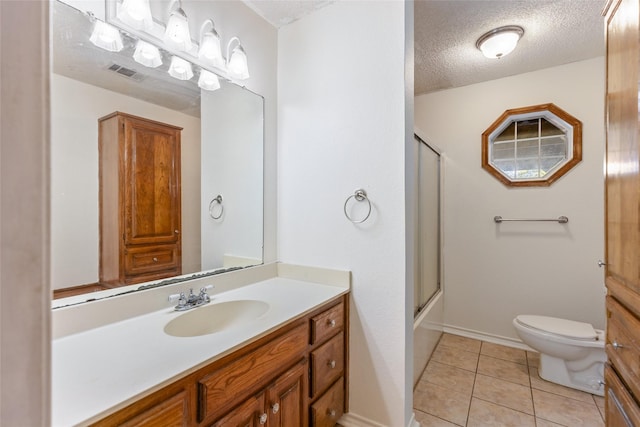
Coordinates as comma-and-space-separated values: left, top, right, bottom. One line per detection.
604, 0, 640, 423
123, 115, 181, 247
266, 360, 308, 427
210, 393, 266, 427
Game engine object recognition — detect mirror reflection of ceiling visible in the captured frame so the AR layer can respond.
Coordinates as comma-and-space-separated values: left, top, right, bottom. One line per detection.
53, 0, 202, 117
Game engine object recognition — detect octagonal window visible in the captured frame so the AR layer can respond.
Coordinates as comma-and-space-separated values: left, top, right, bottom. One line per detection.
482, 103, 582, 187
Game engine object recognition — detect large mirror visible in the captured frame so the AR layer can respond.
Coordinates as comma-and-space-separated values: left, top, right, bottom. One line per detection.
51, 0, 264, 306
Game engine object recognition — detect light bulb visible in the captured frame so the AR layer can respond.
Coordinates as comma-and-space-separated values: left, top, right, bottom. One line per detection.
228, 45, 249, 80
133, 40, 162, 68
89, 21, 123, 52
117, 0, 153, 30
168, 56, 193, 80
163, 7, 192, 52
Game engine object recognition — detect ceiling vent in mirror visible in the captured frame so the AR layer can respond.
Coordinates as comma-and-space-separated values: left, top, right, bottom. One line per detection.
106, 63, 146, 82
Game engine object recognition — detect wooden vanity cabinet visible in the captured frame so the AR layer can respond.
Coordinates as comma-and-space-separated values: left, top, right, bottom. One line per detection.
98, 112, 182, 287
604, 0, 640, 424
90, 295, 348, 427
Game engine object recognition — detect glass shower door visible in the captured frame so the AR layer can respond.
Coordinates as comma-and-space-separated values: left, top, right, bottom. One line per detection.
414, 134, 441, 317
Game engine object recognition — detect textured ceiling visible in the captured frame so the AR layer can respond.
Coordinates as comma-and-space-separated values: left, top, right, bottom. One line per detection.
245, 0, 606, 95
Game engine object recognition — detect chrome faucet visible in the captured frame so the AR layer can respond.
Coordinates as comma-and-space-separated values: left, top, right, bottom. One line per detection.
168, 285, 213, 311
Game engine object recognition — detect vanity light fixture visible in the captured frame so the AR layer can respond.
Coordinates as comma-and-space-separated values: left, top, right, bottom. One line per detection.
198, 69, 221, 91
198, 19, 224, 68
133, 40, 162, 68
116, 0, 153, 31
226, 37, 250, 80
89, 20, 124, 52
168, 55, 193, 80
163, 0, 192, 52
476, 25, 524, 59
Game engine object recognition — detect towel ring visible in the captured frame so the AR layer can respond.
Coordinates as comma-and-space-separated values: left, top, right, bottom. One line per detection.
344, 189, 371, 224
209, 195, 224, 220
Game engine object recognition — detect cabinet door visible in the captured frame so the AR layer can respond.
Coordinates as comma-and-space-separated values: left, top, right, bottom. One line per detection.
123, 115, 181, 247
267, 360, 308, 427
210, 393, 266, 427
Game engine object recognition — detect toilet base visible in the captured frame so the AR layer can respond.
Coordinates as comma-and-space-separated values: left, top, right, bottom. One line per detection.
538, 353, 605, 396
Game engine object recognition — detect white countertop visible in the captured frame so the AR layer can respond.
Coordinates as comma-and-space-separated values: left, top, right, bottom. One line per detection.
52, 272, 348, 426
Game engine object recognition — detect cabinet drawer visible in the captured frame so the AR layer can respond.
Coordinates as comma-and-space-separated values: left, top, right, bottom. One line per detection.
125, 245, 179, 276
311, 302, 344, 345
112, 391, 188, 427
310, 377, 344, 427
606, 296, 640, 400
198, 324, 309, 423
605, 364, 640, 426
311, 332, 344, 397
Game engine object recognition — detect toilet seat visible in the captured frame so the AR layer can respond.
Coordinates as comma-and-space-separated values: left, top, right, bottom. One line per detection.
515, 315, 598, 341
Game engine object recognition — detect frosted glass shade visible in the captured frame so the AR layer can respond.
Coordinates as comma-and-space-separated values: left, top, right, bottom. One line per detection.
133, 40, 162, 68
476, 26, 523, 59
163, 8, 192, 52
198, 32, 223, 67
117, 0, 153, 31
168, 56, 193, 80
89, 21, 123, 52
198, 70, 221, 91
227, 45, 250, 80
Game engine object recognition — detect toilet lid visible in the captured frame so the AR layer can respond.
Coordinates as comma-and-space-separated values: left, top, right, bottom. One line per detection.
516, 315, 598, 340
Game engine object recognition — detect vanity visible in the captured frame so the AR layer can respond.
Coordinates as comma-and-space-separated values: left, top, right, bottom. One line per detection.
52, 263, 350, 426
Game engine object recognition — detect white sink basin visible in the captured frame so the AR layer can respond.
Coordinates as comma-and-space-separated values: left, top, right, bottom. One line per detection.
164, 300, 270, 337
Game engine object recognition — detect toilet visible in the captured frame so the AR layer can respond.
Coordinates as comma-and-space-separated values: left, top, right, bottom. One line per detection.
513, 315, 606, 396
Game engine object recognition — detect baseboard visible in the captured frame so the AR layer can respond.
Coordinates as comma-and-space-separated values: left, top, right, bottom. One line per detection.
339, 412, 419, 427
442, 324, 535, 352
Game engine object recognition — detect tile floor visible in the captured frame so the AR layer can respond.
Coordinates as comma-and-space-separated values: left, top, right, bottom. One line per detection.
414, 333, 605, 426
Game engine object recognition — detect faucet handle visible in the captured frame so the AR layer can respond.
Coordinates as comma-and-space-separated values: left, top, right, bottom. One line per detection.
199, 285, 214, 302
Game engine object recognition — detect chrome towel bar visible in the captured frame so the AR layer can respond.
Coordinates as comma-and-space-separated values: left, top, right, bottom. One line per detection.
494, 216, 568, 224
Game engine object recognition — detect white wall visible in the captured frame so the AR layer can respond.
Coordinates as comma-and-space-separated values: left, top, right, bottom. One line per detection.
415, 57, 606, 341
50, 74, 201, 289
278, 2, 413, 425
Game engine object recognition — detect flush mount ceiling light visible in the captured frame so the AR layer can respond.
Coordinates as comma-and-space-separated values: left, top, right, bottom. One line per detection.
198, 69, 221, 91
168, 55, 193, 80
116, 0, 153, 31
198, 19, 224, 68
226, 37, 250, 80
476, 25, 524, 59
163, 0, 192, 52
133, 40, 162, 68
90, 20, 124, 52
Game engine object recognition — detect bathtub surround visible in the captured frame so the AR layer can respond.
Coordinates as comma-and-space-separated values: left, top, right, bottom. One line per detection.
415, 57, 606, 343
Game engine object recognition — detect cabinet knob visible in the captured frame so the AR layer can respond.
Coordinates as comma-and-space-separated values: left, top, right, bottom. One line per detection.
259, 413, 268, 424
174, 229, 179, 234
328, 319, 336, 327
271, 402, 280, 414
153, 257, 158, 262
598, 260, 607, 267
328, 360, 336, 369
327, 409, 336, 418
613, 341, 624, 349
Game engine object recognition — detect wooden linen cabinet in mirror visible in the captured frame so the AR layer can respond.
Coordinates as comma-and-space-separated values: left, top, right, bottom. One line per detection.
99, 112, 182, 287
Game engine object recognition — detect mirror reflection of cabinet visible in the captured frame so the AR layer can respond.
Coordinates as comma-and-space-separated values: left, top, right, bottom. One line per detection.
99, 112, 182, 287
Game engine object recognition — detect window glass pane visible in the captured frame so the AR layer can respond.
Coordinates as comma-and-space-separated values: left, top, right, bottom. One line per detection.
516, 158, 540, 178
516, 119, 539, 139
540, 118, 564, 137
517, 139, 539, 158
493, 160, 515, 178
492, 141, 515, 160
495, 122, 515, 142
540, 157, 564, 175
540, 136, 567, 157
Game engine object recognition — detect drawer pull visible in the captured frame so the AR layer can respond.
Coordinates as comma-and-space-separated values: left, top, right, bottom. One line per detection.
327, 409, 336, 418
613, 341, 625, 349
259, 413, 268, 424
328, 319, 336, 327
153, 257, 158, 262
328, 360, 336, 369
271, 403, 280, 414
